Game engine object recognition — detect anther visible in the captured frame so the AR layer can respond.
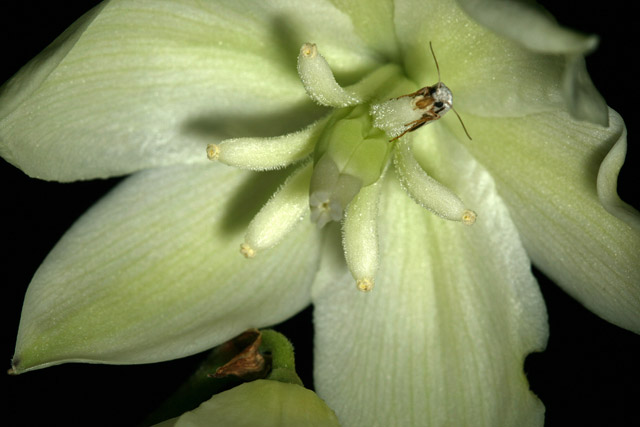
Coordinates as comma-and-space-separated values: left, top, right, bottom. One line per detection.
206, 144, 220, 161
240, 243, 256, 258
356, 278, 374, 292
462, 209, 477, 225
301, 43, 317, 58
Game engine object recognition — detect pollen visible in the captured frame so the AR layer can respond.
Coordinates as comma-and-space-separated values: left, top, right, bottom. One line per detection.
206, 143, 220, 161
240, 243, 256, 258
301, 43, 317, 58
356, 278, 374, 292
462, 209, 477, 225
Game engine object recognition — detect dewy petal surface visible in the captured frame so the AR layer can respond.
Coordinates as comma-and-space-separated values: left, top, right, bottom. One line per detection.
393, 0, 566, 118
460, 109, 640, 333
13, 164, 321, 373
455, 0, 608, 126
313, 130, 548, 426
327, 0, 399, 62
0, 0, 377, 181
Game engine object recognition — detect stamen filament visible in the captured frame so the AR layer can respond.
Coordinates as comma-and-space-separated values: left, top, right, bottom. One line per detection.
242, 162, 313, 257
342, 179, 383, 292
297, 43, 362, 108
206, 117, 328, 171
394, 139, 476, 223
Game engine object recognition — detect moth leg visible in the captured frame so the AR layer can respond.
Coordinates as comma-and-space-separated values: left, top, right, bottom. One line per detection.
389, 112, 440, 142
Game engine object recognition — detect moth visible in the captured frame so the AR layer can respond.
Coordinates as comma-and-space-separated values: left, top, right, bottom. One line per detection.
390, 42, 471, 141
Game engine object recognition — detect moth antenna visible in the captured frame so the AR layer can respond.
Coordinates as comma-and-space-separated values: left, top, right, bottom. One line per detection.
429, 41, 441, 84
452, 107, 472, 141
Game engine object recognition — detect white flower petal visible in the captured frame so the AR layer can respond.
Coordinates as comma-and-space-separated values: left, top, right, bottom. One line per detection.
393, 0, 605, 123
312, 135, 548, 426
461, 109, 640, 333
0, 0, 375, 181
456, 0, 597, 54
456, 0, 608, 126
13, 163, 322, 373
324, 0, 399, 61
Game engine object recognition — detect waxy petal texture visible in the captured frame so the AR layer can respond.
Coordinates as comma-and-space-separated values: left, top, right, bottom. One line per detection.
13, 164, 321, 373
456, 0, 608, 126
0, 0, 376, 181
313, 129, 548, 426
462, 109, 640, 333
394, 0, 565, 118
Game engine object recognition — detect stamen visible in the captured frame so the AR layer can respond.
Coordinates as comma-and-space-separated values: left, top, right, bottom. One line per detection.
394, 139, 476, 223
356, 278, 374, 292
342, 179, 382, 292
242, 162, 313, 256
206, 144, 220, 160
297, 43, 362, 108
370, 97, 424, 140
206, 118, 328, 171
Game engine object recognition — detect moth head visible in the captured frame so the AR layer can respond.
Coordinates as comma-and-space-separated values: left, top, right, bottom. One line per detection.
430, 82, 453, 115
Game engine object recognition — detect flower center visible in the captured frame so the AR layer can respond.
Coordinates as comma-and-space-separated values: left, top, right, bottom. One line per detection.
205, 43, 476, 292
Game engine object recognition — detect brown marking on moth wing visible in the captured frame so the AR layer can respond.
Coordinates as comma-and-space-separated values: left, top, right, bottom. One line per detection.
414, 94, 436, 110
389, 111, 440, 142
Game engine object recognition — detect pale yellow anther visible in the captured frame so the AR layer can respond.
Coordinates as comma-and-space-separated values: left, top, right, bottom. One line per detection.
462, 209, 477, 225
206, 144, 220, 161
356, 278, 374, 292
301, 43, 317, 58
240, 243, 256, 258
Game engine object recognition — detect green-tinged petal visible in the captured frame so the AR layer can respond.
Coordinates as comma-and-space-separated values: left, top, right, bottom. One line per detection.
456, 0, 597, 54
328, 0, 398, 62
312, 133, 548, 426
0, 0, 377, 181
461, 109, 640, 333
455, 0, 607, 126
393, 0, 605, 124
393, 0, 563, 117
12, 164, 322, 373
155, 380, 340, 427
597, 122, 639, 226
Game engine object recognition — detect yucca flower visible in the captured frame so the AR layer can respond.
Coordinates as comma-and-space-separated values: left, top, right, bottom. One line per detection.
3, 0, 638, 425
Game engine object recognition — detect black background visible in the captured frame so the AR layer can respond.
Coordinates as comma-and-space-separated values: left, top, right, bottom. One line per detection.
2, 2, 638, 426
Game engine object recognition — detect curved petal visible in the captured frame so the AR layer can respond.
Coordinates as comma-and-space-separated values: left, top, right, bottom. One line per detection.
456, 0, 597, 54
327, 0, 399, 62
312, 135, 548, 426
155, 380, 340, 427
393, 0, 606, 124
393, 0, 564, 118
0, 0, 376, 181
462, 109, 640, 333
455, 0, 607, 126
12, 163, 322, 373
